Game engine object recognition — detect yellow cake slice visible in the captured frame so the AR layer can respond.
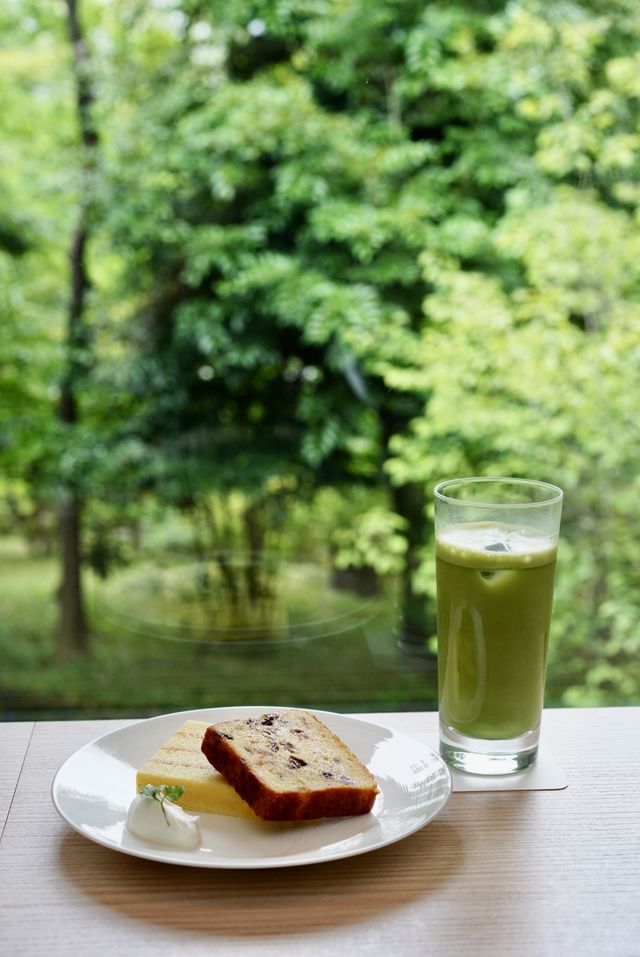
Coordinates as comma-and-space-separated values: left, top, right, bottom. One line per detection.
136, 719, 258, 819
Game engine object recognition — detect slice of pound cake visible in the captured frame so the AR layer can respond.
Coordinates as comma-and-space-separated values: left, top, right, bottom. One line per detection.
201, 710, 379, 821
136, 720, 258, 819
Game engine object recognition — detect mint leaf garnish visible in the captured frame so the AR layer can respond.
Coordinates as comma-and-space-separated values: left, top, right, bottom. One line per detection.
138, 784, 186, 824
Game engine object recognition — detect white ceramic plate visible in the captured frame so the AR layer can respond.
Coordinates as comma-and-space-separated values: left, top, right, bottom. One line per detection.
52, 706, 452, 869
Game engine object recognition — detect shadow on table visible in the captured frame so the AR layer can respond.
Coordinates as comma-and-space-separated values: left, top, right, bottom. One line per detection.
57, 818, 463, 936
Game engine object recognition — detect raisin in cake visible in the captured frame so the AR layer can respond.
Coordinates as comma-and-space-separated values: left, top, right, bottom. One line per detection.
200, 710, 379, 821
136, 720, 258, 819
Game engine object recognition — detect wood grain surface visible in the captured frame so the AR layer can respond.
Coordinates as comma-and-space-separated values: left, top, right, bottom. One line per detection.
0, 721, 34, 832
1, 708, 639, 957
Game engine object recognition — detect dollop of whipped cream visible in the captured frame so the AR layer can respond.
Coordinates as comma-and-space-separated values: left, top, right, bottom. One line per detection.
126, 788, 201, 850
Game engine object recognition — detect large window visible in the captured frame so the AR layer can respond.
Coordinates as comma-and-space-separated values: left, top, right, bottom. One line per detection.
2, 0, 639, 719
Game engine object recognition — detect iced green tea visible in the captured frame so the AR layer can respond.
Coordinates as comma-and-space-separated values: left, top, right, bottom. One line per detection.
436, 522, 557, 741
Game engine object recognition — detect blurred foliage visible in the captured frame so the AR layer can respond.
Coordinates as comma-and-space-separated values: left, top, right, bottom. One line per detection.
1, 0, 640, 710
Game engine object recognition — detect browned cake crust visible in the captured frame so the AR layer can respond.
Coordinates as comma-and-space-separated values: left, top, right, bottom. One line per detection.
201, 710, 379, 821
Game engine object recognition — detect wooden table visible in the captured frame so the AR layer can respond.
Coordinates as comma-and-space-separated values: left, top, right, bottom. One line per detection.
1, 707, 639, 957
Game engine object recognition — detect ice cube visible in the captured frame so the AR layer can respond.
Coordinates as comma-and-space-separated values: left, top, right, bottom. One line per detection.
485, 541, 509, 552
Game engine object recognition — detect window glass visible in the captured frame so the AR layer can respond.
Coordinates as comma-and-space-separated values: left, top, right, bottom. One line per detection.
1, 0, 639, 719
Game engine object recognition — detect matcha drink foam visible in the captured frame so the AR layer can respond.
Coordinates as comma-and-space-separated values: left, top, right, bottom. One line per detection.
436, 522, 557, 741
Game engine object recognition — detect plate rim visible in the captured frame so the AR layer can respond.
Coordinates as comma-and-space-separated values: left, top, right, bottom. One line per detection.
51, 705, 452, 869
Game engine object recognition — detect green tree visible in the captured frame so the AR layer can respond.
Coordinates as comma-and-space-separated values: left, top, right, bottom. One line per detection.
382, 1, 640, 700
88, 0, 439, 647
0, 2, 74, 549
85, 0, 640, 671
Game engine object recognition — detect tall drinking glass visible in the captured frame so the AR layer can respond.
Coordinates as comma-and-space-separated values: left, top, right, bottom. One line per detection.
434, 477, 563, 775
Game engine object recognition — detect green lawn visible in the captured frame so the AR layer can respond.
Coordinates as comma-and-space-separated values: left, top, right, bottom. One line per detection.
0, 541, 438, 720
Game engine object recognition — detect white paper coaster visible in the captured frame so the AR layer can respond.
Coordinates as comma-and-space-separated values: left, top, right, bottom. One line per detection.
420, 732, 567, 792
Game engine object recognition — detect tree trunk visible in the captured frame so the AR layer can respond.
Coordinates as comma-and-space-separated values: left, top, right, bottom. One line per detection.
243, 501, 266, 603
390, 480, 433, 656
56, 0, 96, 659
379, 402, 434, 656
57, 491, 88, 658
